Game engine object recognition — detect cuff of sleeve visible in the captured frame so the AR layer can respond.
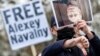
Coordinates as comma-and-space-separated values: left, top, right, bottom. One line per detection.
89, 32, 99, 43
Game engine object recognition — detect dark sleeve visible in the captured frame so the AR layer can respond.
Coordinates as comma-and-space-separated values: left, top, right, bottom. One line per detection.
42, 40, 66, 56
89, 32, 100, 56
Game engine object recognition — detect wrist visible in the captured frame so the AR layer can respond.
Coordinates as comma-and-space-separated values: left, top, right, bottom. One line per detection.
84, 26, 92, 34
86, 31, 94, 40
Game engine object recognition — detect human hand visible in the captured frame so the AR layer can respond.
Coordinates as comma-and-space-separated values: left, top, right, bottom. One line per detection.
76, 36, 89, 56
74, 20, 89, 33
64, 36, 89, 48
77, 43, 87, 56
74, 20, 94, 40
80, 36, 89, 48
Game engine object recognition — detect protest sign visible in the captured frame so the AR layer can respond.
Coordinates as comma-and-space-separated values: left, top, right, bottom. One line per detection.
1, 0, 52, 50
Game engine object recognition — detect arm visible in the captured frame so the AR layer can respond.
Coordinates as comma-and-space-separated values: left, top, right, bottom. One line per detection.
89, 32, 100, 56
73, 20, 100, 55
42, 40, 66, 56
42, 37, 84, 56
86, 31, 100, 46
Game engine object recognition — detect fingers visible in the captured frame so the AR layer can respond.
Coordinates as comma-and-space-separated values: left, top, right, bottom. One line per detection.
73, 20, 87, 29
75, 36, 89, 56
76, 36, 89, 48
81, 36, 89, 48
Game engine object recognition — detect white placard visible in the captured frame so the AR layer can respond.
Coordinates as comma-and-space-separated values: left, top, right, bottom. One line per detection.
1, 0, 52, 50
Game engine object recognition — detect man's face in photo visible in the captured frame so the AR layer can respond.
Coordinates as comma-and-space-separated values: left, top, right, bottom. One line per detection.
67, 5, 82, 23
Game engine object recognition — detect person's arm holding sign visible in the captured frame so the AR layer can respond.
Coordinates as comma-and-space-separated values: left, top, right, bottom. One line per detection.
75, 20, 100, 56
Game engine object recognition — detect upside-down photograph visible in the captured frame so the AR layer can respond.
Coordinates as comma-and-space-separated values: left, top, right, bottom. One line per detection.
51, 0, 93, 29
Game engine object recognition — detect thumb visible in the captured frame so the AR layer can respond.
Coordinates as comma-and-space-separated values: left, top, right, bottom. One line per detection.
81, 48, 87, 56
77, 43, 87, 56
